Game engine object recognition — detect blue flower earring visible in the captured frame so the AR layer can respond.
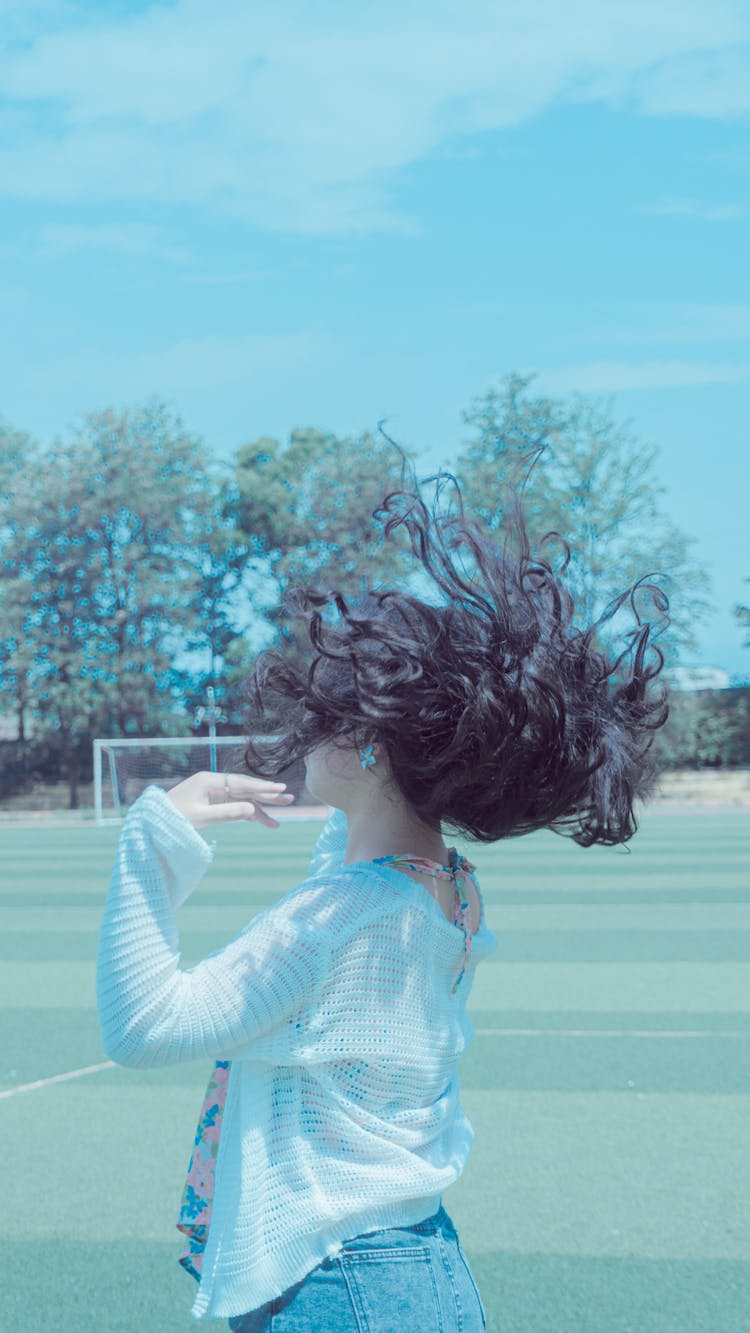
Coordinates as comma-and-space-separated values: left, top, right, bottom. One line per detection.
359, 744, 376, 771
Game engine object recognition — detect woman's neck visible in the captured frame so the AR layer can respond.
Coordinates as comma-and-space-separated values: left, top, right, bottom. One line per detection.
342, 799, 449, 868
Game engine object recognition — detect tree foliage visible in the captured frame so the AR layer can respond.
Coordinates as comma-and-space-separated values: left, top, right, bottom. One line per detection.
457, 373, 712, 665
0, 400, 247, 805
0, 377, 743, 809
650, 687, 750, 768
230, 426, 420, 696
734, 579, 750, 648
0, 420, 40, 744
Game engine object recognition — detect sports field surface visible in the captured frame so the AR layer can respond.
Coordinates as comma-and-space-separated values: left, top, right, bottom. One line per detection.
2, 808, 749, 1332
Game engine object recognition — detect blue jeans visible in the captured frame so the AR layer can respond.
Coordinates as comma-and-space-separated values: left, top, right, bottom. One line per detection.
227, 1205, 487, 1331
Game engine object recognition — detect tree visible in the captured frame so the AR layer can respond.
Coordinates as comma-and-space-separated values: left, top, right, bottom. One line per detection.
4, 399, 243, 806
733, 579, 750, 648
231, 427, 421, 690
457, 373, 712, 665
650, 687, 750, 768
176, 468, 274, 717
0, 421, 41, 746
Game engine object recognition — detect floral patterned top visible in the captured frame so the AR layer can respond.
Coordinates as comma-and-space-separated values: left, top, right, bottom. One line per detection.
176, 1058, 231, 1280
176, 846, 476, 1282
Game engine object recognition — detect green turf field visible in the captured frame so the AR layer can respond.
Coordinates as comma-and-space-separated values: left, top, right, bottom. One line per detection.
2, 809, 749, 1332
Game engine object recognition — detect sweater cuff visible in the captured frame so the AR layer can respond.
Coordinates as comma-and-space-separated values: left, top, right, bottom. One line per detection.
124, 784, 215, 906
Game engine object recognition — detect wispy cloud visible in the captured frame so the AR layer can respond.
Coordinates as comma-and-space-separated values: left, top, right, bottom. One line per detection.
0, 0, 747, 233
177, 269, 274, 286
20, 329, 338, 397
630, 46, 750, 117
557, 303, 750, 352
634, 196, 744, 221
0, 0, 78, 46
36, 222, 192, 261
650, 304, 750, 346
539, 358, 750, 393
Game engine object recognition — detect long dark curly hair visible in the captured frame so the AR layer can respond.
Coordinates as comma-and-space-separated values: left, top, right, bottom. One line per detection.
243, 444, 670, 848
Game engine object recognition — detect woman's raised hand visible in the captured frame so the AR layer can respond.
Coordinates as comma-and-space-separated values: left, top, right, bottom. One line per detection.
166, 771, 295, 830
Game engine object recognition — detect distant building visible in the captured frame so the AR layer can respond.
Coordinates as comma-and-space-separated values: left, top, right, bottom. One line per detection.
664, 665, 731, 691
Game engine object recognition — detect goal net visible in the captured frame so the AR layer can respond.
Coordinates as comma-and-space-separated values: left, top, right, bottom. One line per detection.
93, 735, 274, 825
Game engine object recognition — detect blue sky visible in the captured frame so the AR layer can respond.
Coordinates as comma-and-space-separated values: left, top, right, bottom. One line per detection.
1, 0, 749, 678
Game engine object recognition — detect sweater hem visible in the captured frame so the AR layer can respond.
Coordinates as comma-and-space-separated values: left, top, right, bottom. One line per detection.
188, 1192, 444, 1321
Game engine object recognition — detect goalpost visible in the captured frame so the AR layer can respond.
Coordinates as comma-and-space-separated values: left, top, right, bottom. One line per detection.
92, 689, 321, 825
93, 735, 250, 825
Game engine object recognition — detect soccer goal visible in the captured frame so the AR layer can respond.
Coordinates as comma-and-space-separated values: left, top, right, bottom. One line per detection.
93, 735, 251, 825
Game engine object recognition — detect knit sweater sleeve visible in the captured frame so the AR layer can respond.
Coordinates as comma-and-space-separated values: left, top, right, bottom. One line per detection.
96, 785, 333, 1070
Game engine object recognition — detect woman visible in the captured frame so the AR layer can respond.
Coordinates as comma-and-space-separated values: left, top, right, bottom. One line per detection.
96, 460, 669, 1329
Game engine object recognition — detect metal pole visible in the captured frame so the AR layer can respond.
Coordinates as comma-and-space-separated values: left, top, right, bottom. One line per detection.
194, 684, 226, 773
208, 689, 218, 773
108, 744, 121, 817
93, 738, 102, 825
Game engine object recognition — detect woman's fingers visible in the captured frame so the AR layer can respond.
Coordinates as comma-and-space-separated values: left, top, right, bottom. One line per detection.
217, 797, 296, 825
218, 791, 295, 805
167, 771, 296, 829
220, 773, 287, 791
206, 772, 292, 805
209, 774, 296, 827
212, 800, 279, 827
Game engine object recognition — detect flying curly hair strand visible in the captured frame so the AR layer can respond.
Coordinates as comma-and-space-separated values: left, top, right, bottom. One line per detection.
242, 449, 670, 849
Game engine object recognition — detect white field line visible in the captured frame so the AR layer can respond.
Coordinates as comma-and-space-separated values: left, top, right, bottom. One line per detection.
473, 1028, 749, 1038
2, 1028, 748, 1099
0, 1060, 116, 1099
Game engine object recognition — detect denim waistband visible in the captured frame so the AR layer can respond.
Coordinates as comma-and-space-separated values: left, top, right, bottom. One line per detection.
397, 1204, 457, 1239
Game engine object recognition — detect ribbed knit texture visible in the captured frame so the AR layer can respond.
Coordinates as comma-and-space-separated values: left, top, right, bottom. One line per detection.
96, 784, 500, 1321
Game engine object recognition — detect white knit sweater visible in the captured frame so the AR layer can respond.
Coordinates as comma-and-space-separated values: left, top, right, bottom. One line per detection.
96, 784, 500, 1321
